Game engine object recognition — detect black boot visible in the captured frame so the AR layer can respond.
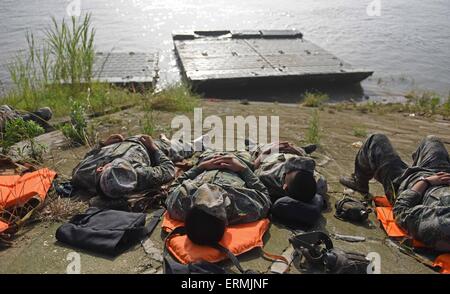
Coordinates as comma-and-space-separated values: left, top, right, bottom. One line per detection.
302, 144, 317, 155
339, 174, 369, 194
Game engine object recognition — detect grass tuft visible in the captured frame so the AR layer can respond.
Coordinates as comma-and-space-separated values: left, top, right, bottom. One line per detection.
352, 126, 368, 138
1, 118, 46, 162
147, 84, 200, 112
302, 92, 329, 107
306, 110, 321, 145
3, 14, 143, 118
140, 112, 156, 136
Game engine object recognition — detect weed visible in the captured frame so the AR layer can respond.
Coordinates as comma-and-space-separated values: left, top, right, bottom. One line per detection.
302, 92, 329, 107
352, 126, 368, 138
60, 100, 91, 146
3, 14, 142, 118
0, 118, 46, 162
148, 84, 200, 112
140, 112, 156, 135
306, 110, 320, 145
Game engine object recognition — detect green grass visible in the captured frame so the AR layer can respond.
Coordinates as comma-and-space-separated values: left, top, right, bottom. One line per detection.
302, 92, 329, 107
306, 110, 321, 145
444, 95, 450, 118
60, 100, 89, 146
352, 126, 368, 138
7, 14, 94, 100
146, 84, 201, 112
4, 83, 144, 118
140, 112, 156, 136
2, 13, 144, 118
405, 91, 444, 115
45, 14, 95, 86
327, 91, 450, 119
0, 118, 46, 162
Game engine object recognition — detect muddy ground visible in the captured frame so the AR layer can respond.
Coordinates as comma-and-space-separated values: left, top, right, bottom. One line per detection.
1, 100, 449, 274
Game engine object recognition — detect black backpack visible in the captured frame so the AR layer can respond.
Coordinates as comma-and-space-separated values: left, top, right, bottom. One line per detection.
56, 208, 164, 256
289, 231, 371, 274
335, 197, 372, 223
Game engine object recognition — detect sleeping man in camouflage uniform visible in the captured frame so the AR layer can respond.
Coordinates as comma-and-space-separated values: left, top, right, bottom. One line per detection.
340, 134, 450, 251
166, 148, 271, 245
71, 134, 175, 211
251, 141, 328, 227
0, 105, 53, 132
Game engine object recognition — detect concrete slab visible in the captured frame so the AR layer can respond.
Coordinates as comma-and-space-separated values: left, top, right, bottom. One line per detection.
173, 30, 373, 90
92, 52, 158, 90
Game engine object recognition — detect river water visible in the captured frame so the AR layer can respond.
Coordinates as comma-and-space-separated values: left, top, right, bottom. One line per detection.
1, 0, 449, 98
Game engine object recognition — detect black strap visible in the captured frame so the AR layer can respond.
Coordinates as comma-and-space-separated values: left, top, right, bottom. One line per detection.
142, 208, 166, 237
163, 226, 258, 274
163, 226, 186, 258
214, 243, 248, 274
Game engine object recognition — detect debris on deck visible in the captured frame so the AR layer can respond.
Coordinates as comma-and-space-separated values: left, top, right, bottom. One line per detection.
173, 30, 373, 90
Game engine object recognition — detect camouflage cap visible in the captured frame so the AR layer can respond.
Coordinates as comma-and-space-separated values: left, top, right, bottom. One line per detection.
192, 183, 228, 225
285, 156, 316, 174
99, 158, 138, 199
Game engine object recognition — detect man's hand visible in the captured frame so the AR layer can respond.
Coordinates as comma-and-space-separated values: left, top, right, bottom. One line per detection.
425, 172, 450, 186
140, 135, 158, 152
198, 155, 247, 173
215, 156, 247, 173
198, 156, 224, 171
101, 134, 124, 146
413, 172, 450, 194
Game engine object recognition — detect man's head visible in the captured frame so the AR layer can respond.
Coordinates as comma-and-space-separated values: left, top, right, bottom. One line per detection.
283, 169, 317, 202
185, 206, 226, 245
97, 158, 138, 198
282, 157, 317, 202
184, 183, 228, 245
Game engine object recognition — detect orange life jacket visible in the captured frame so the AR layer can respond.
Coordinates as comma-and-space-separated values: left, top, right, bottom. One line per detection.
374, 195, 450, 274
0, 168, 56, 233
161, 213, 270, 264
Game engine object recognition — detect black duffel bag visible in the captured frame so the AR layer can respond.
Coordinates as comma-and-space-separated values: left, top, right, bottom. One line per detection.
56, 207, 164, 256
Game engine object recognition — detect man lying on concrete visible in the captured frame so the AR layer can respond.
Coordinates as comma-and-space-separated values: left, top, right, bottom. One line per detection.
340, 133, 450, 251
251, 141, 328, 227
166, 149, 271, 245
71, 134, 175, 210
0, 105, 53, 132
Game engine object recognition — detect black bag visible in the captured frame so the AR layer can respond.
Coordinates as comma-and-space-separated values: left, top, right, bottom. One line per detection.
289, 231, 370, 274
163, 226, 259, 274
335, 197, 372, 222
56, 207, 164, 256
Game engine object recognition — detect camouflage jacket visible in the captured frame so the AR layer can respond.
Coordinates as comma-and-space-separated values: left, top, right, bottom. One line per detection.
71, 136, 175, 195
0, 105, 20, 132
166, 150, 271, 225
393, 167, 450, 250
253, 144, 328, 201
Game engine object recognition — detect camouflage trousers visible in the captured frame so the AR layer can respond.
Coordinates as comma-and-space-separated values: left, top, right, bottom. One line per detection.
354, 134, 450, 197
0, 105, 53, 132
355, 133, 450, 250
